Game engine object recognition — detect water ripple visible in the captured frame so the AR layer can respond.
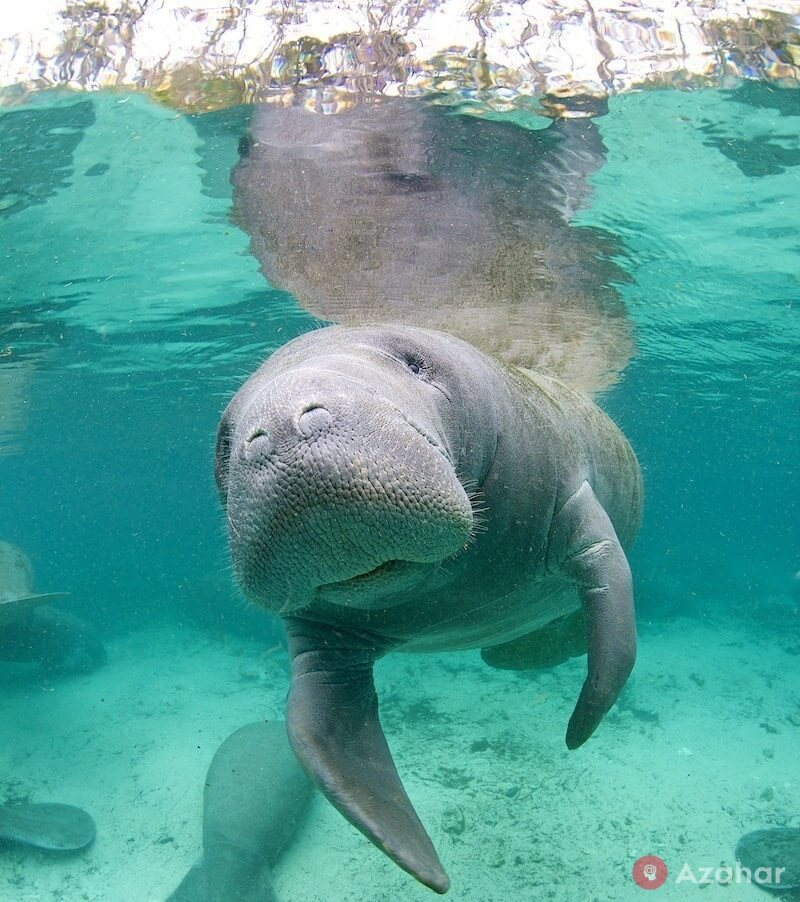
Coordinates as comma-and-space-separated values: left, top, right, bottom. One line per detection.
0, 2, 798, 112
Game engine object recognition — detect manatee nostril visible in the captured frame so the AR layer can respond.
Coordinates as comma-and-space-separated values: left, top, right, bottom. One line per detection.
297, 405, 332, 438
244, 428, 272, 459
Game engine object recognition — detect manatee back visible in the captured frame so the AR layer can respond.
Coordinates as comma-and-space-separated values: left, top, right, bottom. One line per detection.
203, 720, 311, 865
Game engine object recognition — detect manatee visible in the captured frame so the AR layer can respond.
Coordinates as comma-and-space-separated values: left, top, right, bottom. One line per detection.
0, 540, 67, 624
215, 324, 643, 893
232, 97, 632, 395
0, 359, 34, 458
168, 720, 312, 902
0, 542, 106, 674
736, 827, 800, 890
0, 802, 95, 852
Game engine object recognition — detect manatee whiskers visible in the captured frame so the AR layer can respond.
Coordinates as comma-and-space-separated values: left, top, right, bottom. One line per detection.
226, 511, 242, 543
464, 487, 489, 543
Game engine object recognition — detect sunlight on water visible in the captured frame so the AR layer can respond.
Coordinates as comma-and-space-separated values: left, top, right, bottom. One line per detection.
2, 2, 799, 110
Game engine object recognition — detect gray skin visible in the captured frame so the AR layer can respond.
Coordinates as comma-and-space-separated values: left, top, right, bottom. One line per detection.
215, 325, 643, 894
0, 802, 95, 852
0, 606, 107, 675
168, 721, 311, 902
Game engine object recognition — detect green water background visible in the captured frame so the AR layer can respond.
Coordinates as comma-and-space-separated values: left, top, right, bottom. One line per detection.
0, 83, 797, 638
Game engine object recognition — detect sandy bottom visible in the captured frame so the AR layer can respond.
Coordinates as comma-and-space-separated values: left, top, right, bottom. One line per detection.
1, 612, 798, 902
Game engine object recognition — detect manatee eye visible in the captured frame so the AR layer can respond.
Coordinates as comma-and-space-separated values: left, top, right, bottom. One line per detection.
404, 352, 426, 376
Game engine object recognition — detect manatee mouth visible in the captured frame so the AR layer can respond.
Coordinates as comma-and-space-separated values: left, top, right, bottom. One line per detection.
325, 559, 401, 588
316, 558, 437, 607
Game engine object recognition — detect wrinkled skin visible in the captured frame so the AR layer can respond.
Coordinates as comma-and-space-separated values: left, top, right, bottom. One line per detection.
232, 98, 632, 394
216, 325, 643, 893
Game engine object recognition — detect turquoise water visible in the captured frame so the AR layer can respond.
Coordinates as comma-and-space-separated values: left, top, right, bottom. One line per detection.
0, 83, 799, 900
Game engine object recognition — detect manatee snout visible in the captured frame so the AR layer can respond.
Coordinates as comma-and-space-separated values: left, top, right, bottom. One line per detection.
217, 368, 473, 614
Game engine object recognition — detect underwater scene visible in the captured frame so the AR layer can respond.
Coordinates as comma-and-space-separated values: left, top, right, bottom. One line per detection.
0, 3, 799, 900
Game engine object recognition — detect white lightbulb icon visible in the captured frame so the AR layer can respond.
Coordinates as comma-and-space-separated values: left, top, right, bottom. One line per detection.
643, 863, 658, 882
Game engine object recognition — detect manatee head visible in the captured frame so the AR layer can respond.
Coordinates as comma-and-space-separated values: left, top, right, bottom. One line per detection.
215, 326, 498, 615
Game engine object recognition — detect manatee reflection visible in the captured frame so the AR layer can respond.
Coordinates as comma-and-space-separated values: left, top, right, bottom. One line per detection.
0, 358, 33, 457
232, 97, 632, 393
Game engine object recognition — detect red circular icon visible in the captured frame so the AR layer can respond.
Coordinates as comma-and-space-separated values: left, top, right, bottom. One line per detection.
632, 855, 668, 889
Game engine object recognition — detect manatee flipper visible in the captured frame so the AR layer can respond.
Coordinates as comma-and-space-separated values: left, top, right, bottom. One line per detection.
283, 617, 450, 894
480, 608, 587, 670
0, 802, 95, 851
549, 481, 637, 750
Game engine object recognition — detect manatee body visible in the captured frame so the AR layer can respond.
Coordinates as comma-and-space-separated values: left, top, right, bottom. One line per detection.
232, 98, 632, 394
0, 541, 105, 675
169, 721, 311, 902
0, 606, 107, 675
215, 325, 643, 893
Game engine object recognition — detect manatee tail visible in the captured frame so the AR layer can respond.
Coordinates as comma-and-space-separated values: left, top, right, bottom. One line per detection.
283, 617, 450, 894
167, 857, 278, 902
0, 802, 95, 851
